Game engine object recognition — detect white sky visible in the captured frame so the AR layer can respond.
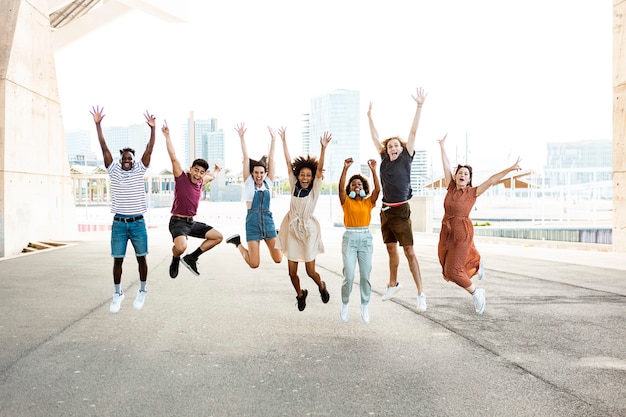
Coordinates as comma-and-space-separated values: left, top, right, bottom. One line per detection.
54, 0, 613, 176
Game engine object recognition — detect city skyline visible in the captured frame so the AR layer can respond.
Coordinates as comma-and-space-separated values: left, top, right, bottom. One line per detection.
54, 1, 612, 177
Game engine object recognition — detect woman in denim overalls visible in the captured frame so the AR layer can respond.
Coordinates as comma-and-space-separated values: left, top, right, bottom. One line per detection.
226, 123, 282, 268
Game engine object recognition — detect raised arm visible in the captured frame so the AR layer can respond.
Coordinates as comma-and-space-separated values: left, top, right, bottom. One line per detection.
267, 126, 277, 182
235, 122, 250, 180
475, 157, 522, 197
406, 87, 427, 155
141, 110, 156, 167
90, 105, 113, 168
367, 101, 382, 153
338, 157, 353, 205
437, 134, 452, 187
203, 164, 221, 185
161, 120, 183, 177
368, 158, 381, 205
278, 126, 292, 174
316, 131, 332, 179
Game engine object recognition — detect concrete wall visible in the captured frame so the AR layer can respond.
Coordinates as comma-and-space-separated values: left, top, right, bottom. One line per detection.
409, 196, 433, 233
0, 0, 76, 257
614, 0, 626, 252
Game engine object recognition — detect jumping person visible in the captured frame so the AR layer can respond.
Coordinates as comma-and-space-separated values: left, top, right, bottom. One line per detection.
437, 133, 521, 314
276, 127, 331, 311
338, 157, 381, 324
367, 88, 428, 311
162, 121, 223, 278
225, 123, 282, 267
90, 105, 156, 313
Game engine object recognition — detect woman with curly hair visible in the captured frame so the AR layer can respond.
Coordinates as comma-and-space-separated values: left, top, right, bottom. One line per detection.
338, 157, 381, 324
226, 123, 282, 268
276, 127, 332, 312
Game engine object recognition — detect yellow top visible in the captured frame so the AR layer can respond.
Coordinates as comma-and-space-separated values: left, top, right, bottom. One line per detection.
342, 197, 375, 227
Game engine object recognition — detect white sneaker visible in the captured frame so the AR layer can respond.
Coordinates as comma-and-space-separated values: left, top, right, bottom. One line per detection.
340, 303, 349, 322
110, 292, 125, 313
360, 304, 370, 324
381, 282, 402, 301
473, 288, 486, 314
133, 290, 147, 311
417, 293, 427, 312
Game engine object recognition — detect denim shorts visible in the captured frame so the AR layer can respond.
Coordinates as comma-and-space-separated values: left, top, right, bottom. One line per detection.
245, 210, 277, 241
111, 217, 148, 258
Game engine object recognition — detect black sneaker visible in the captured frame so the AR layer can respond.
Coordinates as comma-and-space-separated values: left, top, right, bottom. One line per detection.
169, 257, 180, 279
181, 254, 200, 276
320, 281, 330, 304
226, 234, 241, 247
296, 289, 308, 311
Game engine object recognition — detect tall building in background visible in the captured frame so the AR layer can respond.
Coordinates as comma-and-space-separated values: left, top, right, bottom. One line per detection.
411, 149, 430, 195
184, 111, 225, 169
307, 89, 360, 182
544, 140, 612, 197
66, 129, 100, 166
102, 123, 150, 160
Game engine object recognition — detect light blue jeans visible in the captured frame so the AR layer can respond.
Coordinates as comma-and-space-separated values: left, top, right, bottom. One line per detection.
341, 228, 373, 305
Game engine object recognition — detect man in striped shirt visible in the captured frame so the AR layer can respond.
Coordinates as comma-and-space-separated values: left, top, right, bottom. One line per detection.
91, 106, 156, 313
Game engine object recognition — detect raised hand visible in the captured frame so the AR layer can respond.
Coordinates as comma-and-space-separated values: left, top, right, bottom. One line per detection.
367, 159, 377, 170
411, 87, 427, 107
344, 157, 353, 169
144, 110, 156, 127
90, 105, 105, 124
278, 126, 287, 141
510, 157, 522, 172
320, 131, 332, 148
235, 122, 246, 138
267, 126, 276, 140
437, 133, 448, 146
161, 120, 170, 136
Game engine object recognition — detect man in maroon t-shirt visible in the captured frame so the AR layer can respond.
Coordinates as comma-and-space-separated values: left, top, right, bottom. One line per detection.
162, 121, 223, 278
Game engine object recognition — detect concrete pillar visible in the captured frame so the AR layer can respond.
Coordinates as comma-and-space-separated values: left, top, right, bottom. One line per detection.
409, 196, 433, 233
0, 0, 76, 257
614, 0, 626, 252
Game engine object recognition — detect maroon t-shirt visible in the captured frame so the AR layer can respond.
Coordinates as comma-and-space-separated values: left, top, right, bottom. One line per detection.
171, 172, 202, 216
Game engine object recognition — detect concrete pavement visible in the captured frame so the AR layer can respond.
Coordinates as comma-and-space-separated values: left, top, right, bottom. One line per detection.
1, 214, 625, 416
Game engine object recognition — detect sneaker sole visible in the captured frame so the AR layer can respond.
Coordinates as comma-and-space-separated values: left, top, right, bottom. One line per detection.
181, 258, 200, 276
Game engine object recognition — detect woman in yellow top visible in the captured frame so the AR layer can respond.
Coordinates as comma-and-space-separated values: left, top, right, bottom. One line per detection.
338, 157, 381, 324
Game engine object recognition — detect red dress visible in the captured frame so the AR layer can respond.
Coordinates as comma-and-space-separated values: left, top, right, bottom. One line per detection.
437, 181, 481, 288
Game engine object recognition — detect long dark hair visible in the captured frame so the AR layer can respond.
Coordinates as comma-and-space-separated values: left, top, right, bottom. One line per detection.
249, 156, 268, 174
454, 164, 473, 187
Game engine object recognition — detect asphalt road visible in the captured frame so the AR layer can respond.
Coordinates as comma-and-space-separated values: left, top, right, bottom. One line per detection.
1, 224, 625, 417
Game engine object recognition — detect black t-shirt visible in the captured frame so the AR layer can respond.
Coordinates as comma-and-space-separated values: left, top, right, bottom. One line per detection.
380, 147, 413, 203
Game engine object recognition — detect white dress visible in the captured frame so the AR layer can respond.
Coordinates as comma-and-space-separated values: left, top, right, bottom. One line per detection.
276, 172, 324, 262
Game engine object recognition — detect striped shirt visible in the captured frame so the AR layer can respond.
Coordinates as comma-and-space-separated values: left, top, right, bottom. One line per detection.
107, 160, 147, 215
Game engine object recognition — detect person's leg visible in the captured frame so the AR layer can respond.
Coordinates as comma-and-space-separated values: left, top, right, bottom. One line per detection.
288, 260, 302, 295
357, 233, 373, 306
199, 228, 223, 252
402, 246, 423, 295
341, 231, 357, 305
172, 235, 187, 257
385, 242, 400, 287
305, 259, 329, 303
241, 240, 261, 268
113, 257, 124, 286
264, 237, 283, 263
